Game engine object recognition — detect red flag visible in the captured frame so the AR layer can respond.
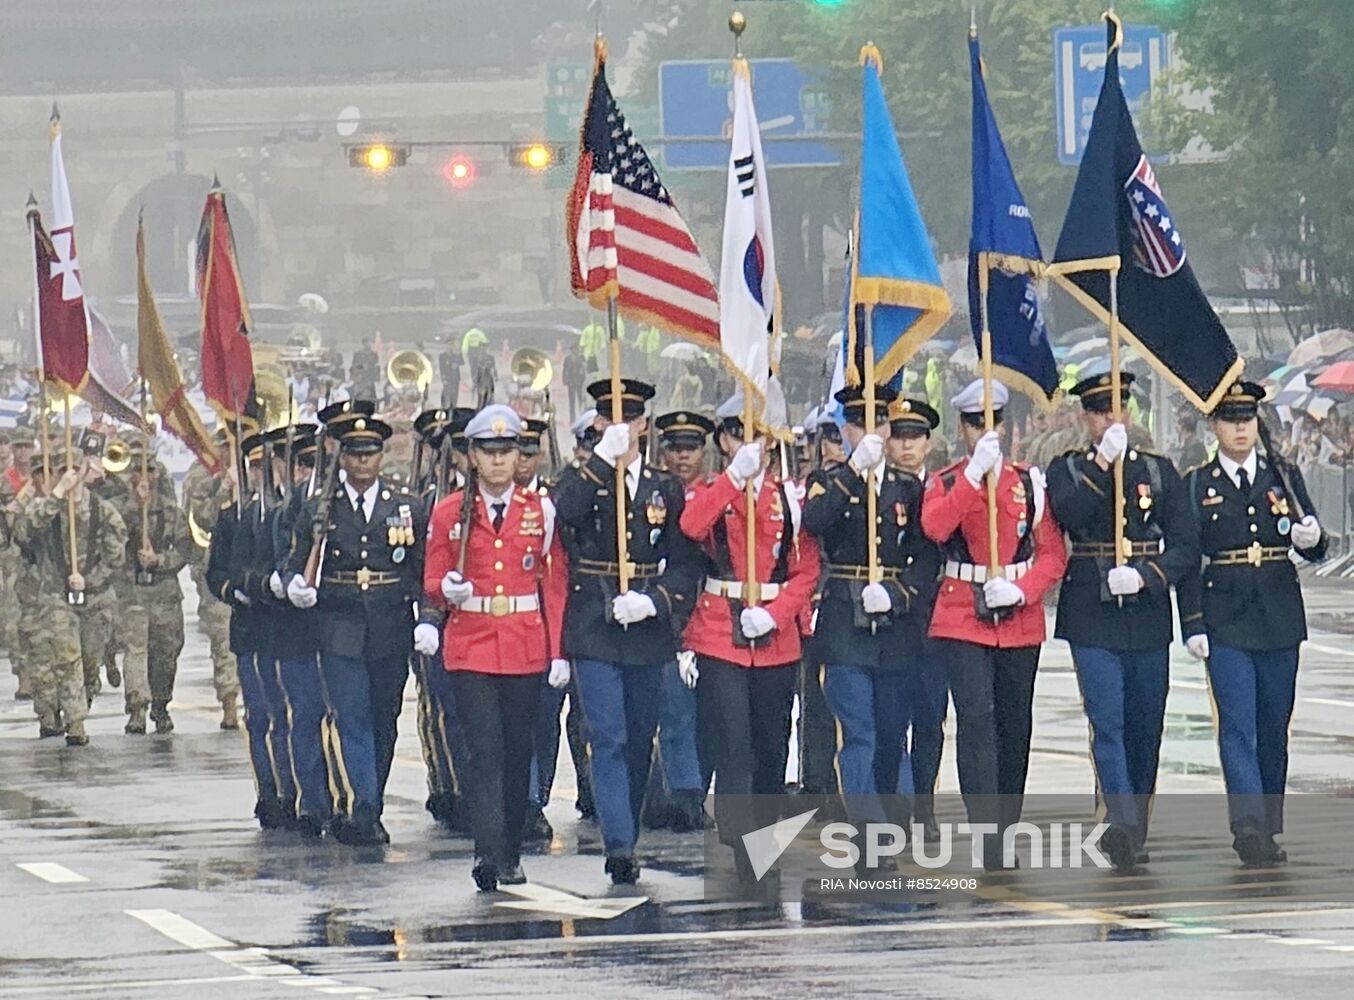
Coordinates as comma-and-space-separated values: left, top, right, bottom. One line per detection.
30, 118, 90, 392
196, 182, 255, 419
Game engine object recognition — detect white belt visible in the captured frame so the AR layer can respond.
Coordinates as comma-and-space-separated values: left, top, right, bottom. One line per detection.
459, 593, 540, 616
943, 559, 1032, 584
704, 579, 782, 600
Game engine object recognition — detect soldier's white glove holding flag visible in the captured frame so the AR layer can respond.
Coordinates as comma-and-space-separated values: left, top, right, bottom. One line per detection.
848, 433, 886, 477
595, 423, 631, 467
727, 442, 763, 489
1096, 423, 1129, 467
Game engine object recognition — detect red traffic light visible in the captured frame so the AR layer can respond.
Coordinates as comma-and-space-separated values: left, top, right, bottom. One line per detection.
442, 155, 476, 189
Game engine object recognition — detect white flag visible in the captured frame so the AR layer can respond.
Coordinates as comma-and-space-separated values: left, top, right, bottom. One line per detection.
719, 61, 776, 413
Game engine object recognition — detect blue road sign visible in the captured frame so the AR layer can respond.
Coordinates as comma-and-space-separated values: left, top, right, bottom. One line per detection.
1053, 23, 1171, 166
658, 58, 839, 170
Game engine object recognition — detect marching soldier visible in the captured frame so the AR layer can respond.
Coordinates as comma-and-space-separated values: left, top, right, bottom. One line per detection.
183, 431, 240, 729
884, 397, 947, 842
569, 408, 600, 466
644, 409, 717, 832
513, 418, 551, 493
921, 380, 1067, 869
424, 405, 569, 891
553, 378, 702, 884
1178, 381, 1328, 866
683, 395, 819, 879
801, 388, 928, 868
119, 434, 191, 735
285, 411, 427, 846
1045, 368, 1198, 871
13, 451, 127, 745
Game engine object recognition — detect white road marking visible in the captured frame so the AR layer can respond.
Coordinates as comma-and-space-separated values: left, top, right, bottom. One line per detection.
16, 862, 88, 884
127, 909, 233, 950
1270, 937, 1334, 946
495, 881, 647, 920
1304, 642, 1354, 659
0, 974, 260, 995
1304, 697, 1354, 709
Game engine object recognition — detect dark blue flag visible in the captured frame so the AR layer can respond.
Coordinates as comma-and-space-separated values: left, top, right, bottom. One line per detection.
1051, 14, 1241, 413
967, 31, 1059, 407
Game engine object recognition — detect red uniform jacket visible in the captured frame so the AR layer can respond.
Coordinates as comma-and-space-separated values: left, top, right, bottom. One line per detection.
424, 485, 568, 675
921, 459, 1067, 649
679, 471, 820, 668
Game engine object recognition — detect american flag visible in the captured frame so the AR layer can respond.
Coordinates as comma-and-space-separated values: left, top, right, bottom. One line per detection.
1124, 154, 1186, 278
567, 49, 719, 344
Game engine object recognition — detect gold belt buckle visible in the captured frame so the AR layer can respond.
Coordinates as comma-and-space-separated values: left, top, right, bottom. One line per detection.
356, 567, 372, 589
1247, 541, 1263, 568
1121, 538, 1134, 560
489, 594, 511, 617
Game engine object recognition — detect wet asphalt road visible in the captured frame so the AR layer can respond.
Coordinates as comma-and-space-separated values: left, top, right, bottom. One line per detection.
4, 579, 1354, 998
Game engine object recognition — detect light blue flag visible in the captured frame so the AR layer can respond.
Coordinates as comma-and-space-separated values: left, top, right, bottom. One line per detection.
846, 44, 951, 388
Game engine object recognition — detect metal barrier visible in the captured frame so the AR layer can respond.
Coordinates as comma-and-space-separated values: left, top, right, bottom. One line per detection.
1299, 460, 1352, 557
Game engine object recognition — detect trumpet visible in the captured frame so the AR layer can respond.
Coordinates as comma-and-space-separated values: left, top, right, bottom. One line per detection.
102, 440, 132, 474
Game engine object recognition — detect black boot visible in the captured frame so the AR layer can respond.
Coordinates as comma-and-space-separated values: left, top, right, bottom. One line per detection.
472, 859, 499, 892
668, 790, 706, 833
150, 700, 174, 735
604, 855, 640, 885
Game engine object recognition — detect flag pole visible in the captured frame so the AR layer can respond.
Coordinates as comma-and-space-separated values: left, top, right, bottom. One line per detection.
63, 391, 79, 592
978, 253, 1000, 576
26, 195, 52, 482
863, 306, 880, 587
607, 296, 631, 593
1109, 262, 1127, 571
139, 377, 152, 562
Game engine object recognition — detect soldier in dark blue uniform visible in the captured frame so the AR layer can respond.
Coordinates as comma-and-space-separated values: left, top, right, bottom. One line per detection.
802, 387, 936, 866
1178, 381, 1327, 867
884, 397, 946, 843
206, 433, 294, 830
284, 414, 428, 846
552, 379, 702, 884
1045, 369, 1199, 871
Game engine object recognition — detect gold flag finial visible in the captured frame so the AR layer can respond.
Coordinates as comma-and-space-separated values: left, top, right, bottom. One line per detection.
859, 43, 884, 73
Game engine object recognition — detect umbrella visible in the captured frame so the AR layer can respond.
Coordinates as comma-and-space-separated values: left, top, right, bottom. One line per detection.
1315, 361, 1354, 392
660, 342, 706, 362
1272, 372, 1311, 407
1308, 395, 1339, 421
1263, 363, 1296, 385
950, 342, 977, 368
1065, 336, 1109, 360
1287, 328, 1354, 367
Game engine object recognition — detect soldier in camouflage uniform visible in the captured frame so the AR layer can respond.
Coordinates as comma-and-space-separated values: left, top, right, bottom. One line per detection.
117, 435, 190, 735
183, 438, 240, 728
0, 437, 31, 701
12, 451, 127, 745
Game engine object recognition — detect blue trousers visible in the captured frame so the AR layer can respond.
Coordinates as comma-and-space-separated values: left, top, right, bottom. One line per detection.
279, 655, 332, 824
907, 636, 949, 819
236, 652, 280, 807
255, 655, 297, 816
1069, 645, 1170, 848
657, 660, 703, 793
318, 652, 381, 826
574, 659, 663, 857
823, 664, 912, 826
1205, 643, 1300, 836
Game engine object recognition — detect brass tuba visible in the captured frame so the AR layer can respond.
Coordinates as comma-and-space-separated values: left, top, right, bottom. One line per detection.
387, 349, 434, 394
187, 507, 213, 549
102, 439, 132, 475
253, 365, 297, 432
510, 346, 553, 392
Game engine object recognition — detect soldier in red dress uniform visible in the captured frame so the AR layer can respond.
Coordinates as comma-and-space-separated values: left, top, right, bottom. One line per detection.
424, 405, 569, 892
679, 393, 820, 882
920, 379, 1067, 869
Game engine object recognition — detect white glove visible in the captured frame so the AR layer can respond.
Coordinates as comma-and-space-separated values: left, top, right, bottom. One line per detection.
677, 650, 699, 689
612, 590, 657, 625
594, 423, 631, 466
783, 479, 806, 503
440, 570, 474, 606
1096, 423, 1128, 466
1186, 634, 1210, 661
726, 441, 763, 489
286, 574, 317, 609
983, 576, 1024, 609
1290, 514, 1321, 549
232, 588, 252, 606
964, 431, 1003, 487
269, 570, 285, 601
1107, 565, 1144, 596
861, 582, 892, 615
848, 433, 886, 477
413, 623, 440, 656
548, 659, 571, 689
740, 605, 776, 639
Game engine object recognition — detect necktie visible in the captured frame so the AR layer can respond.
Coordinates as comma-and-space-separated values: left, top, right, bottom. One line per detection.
1237, 468, 1251, 494
492, 501, 506, 532
355, 493, 366, 523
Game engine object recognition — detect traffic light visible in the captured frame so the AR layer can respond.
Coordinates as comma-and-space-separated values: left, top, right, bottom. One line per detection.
348, 143, 409, 172
442, 155, 477, 189
509, 142, 567, 171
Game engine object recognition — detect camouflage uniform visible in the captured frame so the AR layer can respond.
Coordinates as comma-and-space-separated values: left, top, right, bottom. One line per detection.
183, 460, 239, 720
0, 477, 25, 695
13, 480, 127, 744
117, 458, 190, 734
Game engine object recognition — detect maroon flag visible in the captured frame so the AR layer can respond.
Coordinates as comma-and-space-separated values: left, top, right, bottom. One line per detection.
196, 180, 256, 420
30, 117, 90, 393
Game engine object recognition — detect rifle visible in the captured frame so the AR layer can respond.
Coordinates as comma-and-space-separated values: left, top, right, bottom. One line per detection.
302, 429, 344, 587
455, 464, 478, 577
